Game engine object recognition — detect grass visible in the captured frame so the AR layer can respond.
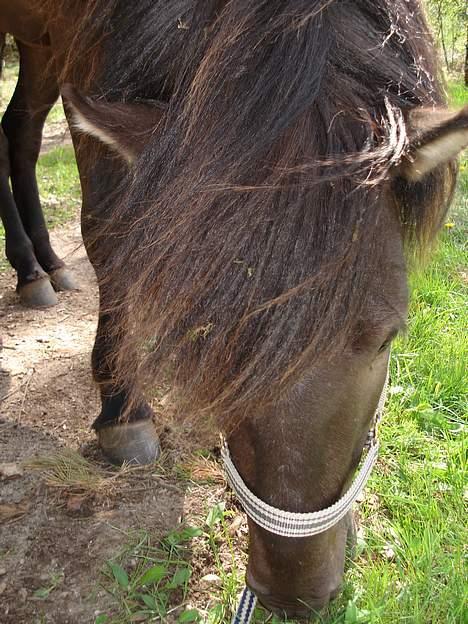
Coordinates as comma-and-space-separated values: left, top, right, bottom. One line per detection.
93, 512, 240, 624
95, 527, 203, 624
36, 146, 81, 228
447, 80, 468, 108
26, 449, 113, 494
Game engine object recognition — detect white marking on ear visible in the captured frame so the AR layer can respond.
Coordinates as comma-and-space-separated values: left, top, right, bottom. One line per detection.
404, 128, 468, 182
70, 108, 134, 164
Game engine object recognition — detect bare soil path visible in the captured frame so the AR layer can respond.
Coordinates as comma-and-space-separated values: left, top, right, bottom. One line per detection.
0, 224, 190, 623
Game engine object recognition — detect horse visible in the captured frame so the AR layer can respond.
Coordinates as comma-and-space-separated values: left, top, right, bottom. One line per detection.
1, 0, 467, 619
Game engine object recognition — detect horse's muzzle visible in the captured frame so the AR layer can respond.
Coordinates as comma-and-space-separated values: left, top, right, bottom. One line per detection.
246, 573, 341, 619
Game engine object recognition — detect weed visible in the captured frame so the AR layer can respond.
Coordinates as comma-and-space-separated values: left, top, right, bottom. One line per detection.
95, 528, 204, 623
32, 571, 65, 601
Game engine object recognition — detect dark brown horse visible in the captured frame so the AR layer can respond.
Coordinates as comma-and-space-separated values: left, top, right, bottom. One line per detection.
1, 0, 467, 619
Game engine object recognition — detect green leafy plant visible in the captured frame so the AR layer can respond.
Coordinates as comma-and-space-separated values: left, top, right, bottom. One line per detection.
97, 528, 203, 623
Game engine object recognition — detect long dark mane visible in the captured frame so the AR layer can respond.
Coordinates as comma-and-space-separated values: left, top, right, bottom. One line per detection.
47, 0, 456, 423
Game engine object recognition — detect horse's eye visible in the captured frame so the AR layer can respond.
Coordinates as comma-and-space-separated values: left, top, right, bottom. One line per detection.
378, 330, 398, 353
378, 340, 391, 353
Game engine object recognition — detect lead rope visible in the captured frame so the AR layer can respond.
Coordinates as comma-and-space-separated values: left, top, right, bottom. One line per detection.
228, 363, 390, 623
231, 586, 258, 624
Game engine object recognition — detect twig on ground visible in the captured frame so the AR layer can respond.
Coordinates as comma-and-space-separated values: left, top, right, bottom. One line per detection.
17, 368, 34, 422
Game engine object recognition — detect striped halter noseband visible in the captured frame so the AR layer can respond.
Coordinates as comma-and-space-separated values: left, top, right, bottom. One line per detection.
223, 365, 389, 624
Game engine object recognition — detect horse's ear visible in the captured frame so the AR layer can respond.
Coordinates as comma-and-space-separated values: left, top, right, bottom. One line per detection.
399, 106, 468, 182
61, 84, 166, 163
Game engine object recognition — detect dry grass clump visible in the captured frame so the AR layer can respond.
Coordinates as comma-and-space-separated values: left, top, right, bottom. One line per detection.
25, 449, 133, 496
178, 455, 225, 486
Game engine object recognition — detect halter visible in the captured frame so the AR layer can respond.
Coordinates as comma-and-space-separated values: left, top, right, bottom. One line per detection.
224, 365, 389, 623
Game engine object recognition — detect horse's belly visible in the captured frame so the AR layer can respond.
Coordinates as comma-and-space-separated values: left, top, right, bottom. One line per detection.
0, 0, 49, 47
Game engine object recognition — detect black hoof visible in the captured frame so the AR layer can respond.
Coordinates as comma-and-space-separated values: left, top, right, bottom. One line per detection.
49, 267, 79, 292
97, 420, 161, 465
18, 278, 58, 308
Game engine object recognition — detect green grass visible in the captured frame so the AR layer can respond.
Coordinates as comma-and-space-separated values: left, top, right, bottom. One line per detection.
95, 527, 204, 624
36, 146, 81, 228
94, 508, 244, 624
447, 80, 468, 108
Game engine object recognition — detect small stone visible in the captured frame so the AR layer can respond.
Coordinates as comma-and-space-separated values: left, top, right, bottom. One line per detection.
383, 545, 396, 561
0, 463, 24, 478
67, 496, 84, 513
228, 515, 244, 536
200, 573, 221, 586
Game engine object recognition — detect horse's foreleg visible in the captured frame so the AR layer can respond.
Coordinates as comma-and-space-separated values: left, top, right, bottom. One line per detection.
2, 40, 77, 299
66, 114, 159, 464
89, 288, 161, 465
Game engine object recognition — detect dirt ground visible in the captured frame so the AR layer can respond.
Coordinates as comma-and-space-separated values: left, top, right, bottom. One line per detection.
0, 220, 227, 623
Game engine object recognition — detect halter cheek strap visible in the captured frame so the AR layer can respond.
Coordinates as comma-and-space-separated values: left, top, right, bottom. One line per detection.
224, 364, 389, 623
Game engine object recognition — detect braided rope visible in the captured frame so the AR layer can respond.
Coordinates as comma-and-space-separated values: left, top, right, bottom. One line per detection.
231, 586, 258, 624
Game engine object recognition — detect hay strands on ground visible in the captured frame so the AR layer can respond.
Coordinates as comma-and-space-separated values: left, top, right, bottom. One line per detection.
24, 448, 152, 497
179, 454, 226, 486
